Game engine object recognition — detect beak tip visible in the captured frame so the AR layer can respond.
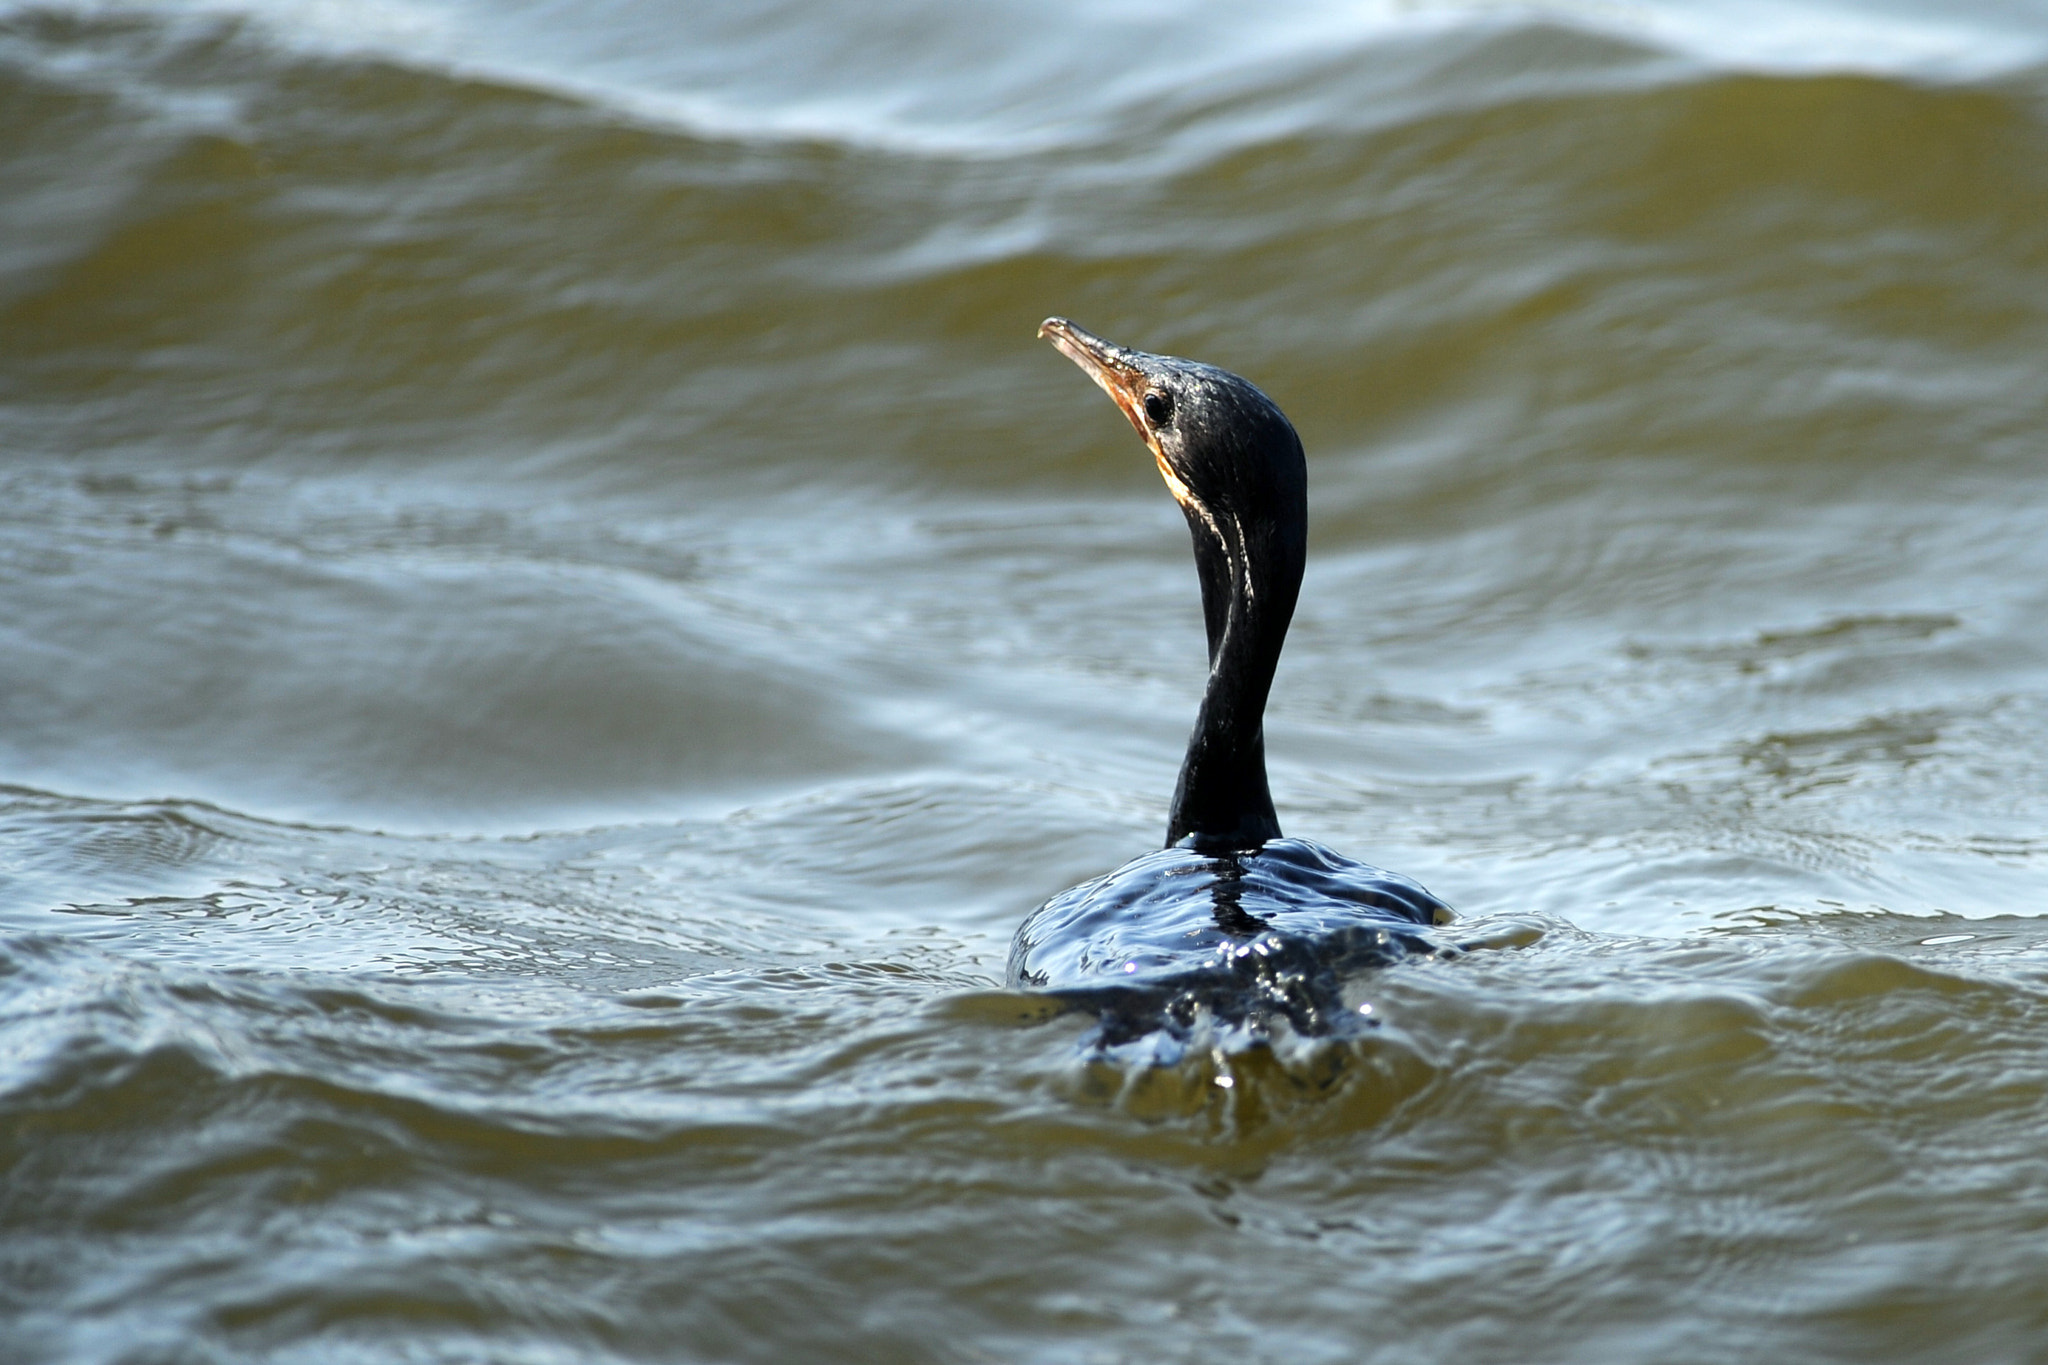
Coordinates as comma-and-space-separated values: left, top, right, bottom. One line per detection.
1037, 316, 1064, 340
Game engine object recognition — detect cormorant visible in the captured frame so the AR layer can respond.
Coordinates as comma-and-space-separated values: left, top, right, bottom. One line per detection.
1007, 319, 1454, 1049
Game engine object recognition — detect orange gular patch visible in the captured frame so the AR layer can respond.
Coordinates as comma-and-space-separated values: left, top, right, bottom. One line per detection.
1153, 447, 1198, 513
1037, 317, 1196, 513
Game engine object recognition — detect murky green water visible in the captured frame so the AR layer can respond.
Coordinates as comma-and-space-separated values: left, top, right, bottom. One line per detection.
7, 2, 2048, 1360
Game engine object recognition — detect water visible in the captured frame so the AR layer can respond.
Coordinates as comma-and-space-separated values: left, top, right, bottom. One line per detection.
6, 1, 2048, 1359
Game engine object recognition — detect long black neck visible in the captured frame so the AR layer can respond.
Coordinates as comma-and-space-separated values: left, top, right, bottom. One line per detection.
1164, 499, 1305, 851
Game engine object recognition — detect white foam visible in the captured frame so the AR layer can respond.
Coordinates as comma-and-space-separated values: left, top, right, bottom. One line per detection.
8, 0, 2044, 157
1597, 0, 2047, 79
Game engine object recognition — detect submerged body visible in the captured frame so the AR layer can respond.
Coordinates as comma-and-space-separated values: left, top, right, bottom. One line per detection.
1007, 838, 1452, 1045
1012, 319, 1454, 1047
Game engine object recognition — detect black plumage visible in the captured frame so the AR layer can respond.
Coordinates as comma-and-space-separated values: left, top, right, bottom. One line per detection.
1009, 319, 1454, 1049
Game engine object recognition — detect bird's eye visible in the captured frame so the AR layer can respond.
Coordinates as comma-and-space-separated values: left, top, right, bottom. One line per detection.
1143, 391, 1173, 426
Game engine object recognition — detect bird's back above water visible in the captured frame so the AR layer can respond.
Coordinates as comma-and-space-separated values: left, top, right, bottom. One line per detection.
1012, 319, 1456, 1052
1008, 837, 1453, 1048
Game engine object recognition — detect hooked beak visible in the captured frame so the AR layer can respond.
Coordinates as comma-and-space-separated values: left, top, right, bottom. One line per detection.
1038, 317, 1154, 447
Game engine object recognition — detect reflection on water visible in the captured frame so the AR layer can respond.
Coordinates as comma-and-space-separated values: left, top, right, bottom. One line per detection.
6, 0, 2048, 1360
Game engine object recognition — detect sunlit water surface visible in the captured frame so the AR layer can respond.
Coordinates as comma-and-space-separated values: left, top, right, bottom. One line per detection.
6, 1, 2048, 1360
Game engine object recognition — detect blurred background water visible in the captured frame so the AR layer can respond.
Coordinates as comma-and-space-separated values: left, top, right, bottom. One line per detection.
6, 1, 2048, 1361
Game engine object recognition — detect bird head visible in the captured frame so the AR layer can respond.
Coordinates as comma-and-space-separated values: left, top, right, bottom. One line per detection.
1037, 317, 1305, 560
